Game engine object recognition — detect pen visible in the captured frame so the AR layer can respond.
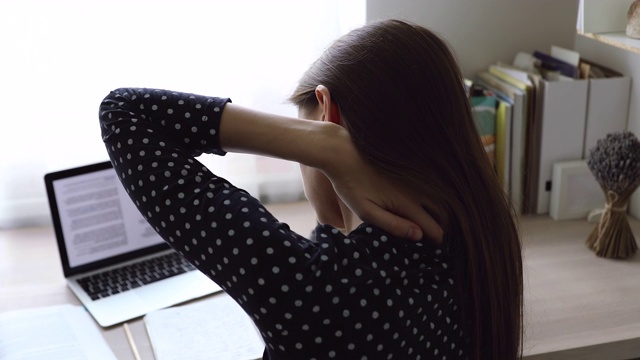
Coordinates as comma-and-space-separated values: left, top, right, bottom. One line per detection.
123, 322, 142, 360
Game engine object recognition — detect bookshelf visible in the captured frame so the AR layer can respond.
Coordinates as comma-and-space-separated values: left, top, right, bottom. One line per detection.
574, 0, 640, 219
584, 32, 640, 55
578, 0, 640, 55
367, 0, 640, 219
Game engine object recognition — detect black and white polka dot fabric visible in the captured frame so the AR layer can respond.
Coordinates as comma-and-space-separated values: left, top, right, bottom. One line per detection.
99, 88, 469, 359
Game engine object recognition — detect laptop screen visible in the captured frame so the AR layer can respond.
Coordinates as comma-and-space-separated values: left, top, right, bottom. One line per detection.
45, 161, 168, 276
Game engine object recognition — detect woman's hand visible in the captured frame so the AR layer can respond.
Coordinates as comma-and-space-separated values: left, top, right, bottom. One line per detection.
321, 124, 443, 243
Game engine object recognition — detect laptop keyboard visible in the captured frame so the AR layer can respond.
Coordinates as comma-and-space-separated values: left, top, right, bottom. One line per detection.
77, 252, 196, 301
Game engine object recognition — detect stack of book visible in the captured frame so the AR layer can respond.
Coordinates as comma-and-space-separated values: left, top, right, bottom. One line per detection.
468, 46, 630, 215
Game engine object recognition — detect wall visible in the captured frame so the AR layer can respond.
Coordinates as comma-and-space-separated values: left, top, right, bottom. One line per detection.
366, 0, 580, 79
0, 1, 363, 229
574, 35, 640, 218
582, 0, 634, 33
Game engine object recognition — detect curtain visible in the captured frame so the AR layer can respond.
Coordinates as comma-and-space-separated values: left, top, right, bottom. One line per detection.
0, 0, 365, 228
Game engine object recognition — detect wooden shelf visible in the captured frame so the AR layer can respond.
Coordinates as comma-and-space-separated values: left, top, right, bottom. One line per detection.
581, 31, 640, 55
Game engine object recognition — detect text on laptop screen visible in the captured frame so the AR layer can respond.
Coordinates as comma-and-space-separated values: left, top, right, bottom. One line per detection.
52, 167, 164, 268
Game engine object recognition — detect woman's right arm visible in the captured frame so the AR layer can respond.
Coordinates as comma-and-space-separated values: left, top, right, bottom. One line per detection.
218, 103, 443, 242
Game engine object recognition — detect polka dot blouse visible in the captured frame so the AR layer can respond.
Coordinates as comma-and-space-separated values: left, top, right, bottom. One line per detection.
99, 88, 469, 359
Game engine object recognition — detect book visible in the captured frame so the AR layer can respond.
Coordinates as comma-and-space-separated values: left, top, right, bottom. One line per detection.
550, 45, 580, 67
495, 99, 513, 194
477, 71, 521, 100
488, 65, 533, 91
533, 50, 579, 78
471, 94, 497, 168
525, 77, 544, 214
144, 294, 265, 360
475, 72, 527, 213
494, 61, 545, 214
0, 304, 116, 360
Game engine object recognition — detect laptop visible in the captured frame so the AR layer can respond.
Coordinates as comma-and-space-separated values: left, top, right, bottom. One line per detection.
44, 161, 221, 327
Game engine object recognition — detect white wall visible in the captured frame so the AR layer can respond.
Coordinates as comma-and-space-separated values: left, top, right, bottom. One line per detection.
366, 0, 580, 79
582, 0, 634, 33
0, 1, 366, 229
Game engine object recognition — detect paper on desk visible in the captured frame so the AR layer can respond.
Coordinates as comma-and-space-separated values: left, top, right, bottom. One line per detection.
0, 304, 116, 360
144, 294, 265, 360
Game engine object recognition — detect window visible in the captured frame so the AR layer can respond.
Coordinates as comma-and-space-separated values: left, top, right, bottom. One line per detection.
0, 0, 365, 228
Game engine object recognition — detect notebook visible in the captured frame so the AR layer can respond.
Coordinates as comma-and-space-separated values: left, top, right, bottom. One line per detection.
44, 161, 221, 327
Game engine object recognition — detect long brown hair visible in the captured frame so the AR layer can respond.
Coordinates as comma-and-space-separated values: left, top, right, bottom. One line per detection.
290, 19, 523, 359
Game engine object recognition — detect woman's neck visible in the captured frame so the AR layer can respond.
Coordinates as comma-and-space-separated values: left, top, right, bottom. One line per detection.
338, 200, 363, 234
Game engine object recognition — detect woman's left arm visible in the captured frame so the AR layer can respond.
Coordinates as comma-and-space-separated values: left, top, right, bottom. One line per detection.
100, 88, 441, 242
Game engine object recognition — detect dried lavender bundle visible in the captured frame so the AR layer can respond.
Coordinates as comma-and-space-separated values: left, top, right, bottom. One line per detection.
586, 131, 640, 258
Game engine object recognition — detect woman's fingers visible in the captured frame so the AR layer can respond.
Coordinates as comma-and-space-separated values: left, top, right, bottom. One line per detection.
393, 199, 443, 243
357, 203, 424, 241
323, 131, 443, 243
336, 181, 443, 243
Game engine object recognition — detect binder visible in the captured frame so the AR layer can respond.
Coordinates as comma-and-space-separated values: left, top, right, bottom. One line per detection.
535, 79, 589, 214
582, 76, 631, 157
508, 93, 527, 214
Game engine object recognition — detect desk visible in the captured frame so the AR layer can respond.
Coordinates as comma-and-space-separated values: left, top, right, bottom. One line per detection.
0, 201, 317, 360
2, 201, 640, 359
521, 216, 640, 359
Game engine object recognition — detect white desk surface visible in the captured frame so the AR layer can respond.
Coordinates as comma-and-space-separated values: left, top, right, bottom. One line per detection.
2, 201, 640, 359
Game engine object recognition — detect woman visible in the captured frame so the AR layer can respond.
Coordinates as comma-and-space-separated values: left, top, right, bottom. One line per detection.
99, 19, 522, 359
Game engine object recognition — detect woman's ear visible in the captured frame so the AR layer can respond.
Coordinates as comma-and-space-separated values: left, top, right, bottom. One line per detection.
315, 85, 342, 126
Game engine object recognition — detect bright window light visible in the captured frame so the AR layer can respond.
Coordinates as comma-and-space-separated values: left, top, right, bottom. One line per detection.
0, 0, 365, 227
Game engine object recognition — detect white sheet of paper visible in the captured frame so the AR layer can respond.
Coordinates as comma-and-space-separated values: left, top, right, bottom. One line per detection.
550, 45, 581, 67
145, 294, 265, 360
0, 304, 116, 360
492, 64, 533, 86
